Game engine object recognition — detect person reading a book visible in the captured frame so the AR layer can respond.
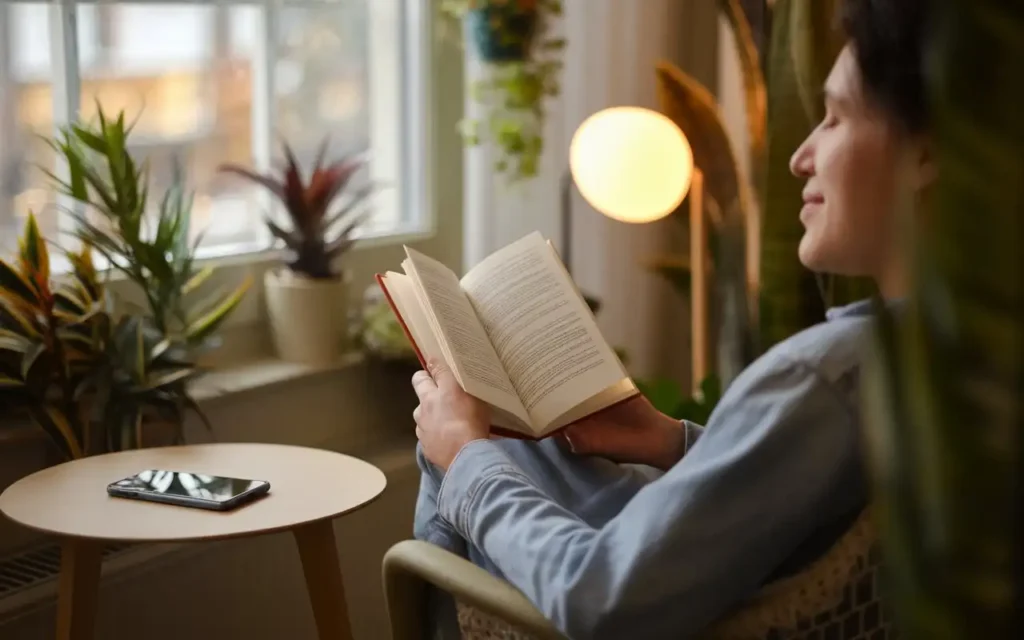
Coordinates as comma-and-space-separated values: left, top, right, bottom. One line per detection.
408, 0, 932, 637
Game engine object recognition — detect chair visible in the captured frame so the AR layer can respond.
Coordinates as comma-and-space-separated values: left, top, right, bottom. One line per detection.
383, 509, 899, 640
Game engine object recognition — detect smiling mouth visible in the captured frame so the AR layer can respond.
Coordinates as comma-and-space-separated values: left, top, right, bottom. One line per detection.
800, 198, 822, 224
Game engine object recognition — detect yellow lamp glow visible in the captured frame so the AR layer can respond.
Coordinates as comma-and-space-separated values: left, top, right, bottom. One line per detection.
569, 107, 693, 224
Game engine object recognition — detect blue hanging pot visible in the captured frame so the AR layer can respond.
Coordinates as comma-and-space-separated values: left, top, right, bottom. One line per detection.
466, 1, 539, 63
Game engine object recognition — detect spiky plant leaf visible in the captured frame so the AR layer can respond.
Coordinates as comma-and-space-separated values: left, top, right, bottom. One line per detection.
219, 139, 373, 279
18, 214, 49, 287
0, 258, 39, 307
184, 277, 251, 345
28, 405, 83, 460
20, 343, 46, 380
0, 294, 39, 338
181, 266, 214, 298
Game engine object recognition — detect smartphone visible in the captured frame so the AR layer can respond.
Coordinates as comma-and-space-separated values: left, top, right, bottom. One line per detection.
107, 469, 271, 512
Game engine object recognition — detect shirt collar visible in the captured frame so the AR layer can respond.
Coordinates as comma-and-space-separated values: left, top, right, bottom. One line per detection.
825, 298, 903, 321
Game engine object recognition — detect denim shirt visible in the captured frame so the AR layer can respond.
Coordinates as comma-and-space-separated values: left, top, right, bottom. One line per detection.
435, 300, 877, 639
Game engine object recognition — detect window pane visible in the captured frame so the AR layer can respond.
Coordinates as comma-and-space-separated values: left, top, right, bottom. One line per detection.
274, 1, 402, 234
1, 0, 413, 262
1, 3, 57, 257
78, 3, 264, 250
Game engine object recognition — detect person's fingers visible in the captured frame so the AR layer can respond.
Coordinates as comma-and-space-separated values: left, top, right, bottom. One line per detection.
427, 358, 459, 391
415, 425, 425, 441
411, 369, 436, 399
413, 405, 421, 424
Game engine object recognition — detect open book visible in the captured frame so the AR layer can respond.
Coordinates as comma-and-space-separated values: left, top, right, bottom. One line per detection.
376, 232, 638, 440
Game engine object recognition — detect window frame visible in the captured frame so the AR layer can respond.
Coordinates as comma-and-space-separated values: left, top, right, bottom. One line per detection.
0, 0, 439, 363
0, 0, 436, 280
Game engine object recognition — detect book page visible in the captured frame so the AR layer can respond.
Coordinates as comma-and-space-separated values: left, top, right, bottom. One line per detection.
403, 247, 532, 428
460, 232, 633, 429
381, 271, 447, 366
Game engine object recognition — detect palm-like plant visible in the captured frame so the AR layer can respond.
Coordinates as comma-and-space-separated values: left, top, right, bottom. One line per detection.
865, 0, 1024, 636
47, 106, 250, 347
219, 140, 373, 280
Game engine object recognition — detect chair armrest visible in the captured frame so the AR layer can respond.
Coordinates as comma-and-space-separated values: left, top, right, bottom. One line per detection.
383, 539, 565, 640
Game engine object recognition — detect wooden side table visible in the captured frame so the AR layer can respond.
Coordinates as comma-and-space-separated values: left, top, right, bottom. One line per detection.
0, 442, 387, 640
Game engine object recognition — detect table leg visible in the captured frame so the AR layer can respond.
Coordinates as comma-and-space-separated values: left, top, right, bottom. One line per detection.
293, 519, 353, 640
56, 538, 102, 640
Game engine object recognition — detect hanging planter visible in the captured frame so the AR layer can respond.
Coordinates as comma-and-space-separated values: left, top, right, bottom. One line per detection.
440, 0, 565, 181
465, 0, 539, 62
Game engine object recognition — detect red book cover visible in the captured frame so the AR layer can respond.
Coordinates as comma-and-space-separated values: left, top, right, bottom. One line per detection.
374, 274, 635, 441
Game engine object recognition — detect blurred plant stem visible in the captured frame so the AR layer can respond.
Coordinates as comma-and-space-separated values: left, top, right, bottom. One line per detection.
864, 0, 1024, 636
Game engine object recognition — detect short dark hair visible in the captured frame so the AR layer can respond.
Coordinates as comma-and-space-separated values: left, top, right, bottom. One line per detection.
840, 0, 931, 134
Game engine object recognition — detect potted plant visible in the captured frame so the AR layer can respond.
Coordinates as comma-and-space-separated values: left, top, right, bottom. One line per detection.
47, 107, 252, 351
0, 106, 250, 459
440, 0, 566, 180
0, 216, 216, 458
219, 141, 373, 366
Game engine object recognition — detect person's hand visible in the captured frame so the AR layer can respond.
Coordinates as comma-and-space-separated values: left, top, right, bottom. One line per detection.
560, 395, 686, 471
412, 359, 491, 471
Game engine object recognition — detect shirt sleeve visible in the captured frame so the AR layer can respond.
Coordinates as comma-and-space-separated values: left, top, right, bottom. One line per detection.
682, 420, 704, 454
436, 354, 865, 640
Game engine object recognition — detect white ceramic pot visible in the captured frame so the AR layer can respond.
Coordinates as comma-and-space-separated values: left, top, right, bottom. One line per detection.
264, 269, 350, 366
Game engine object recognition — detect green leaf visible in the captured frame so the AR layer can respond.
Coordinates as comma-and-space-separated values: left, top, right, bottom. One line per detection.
181, 266, 214, 297
0, 294, 39, 338
70, 124, 109, 154
218, 165, 286, 199
134, 319, 145, 381
54, 289, 88, 315
0, 330, 33, 355
20, 342, 46, 379
182, 394, 214, 434
184, 277, 251, 344
150, 338, 172, 361
324, 188, 374, 234
18, 213, 50, 285
28, 405, 83, 460
142, 368, 197, 391
0, 258, 39, 306
266, 218, 299, 249
0, 375, 24, 388
636, 378, 685, 416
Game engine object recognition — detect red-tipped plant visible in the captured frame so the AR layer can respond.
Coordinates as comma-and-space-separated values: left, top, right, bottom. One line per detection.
220, 141, 374, 279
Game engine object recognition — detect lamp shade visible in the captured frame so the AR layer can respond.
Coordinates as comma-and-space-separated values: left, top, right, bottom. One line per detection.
569, 107, 693, 224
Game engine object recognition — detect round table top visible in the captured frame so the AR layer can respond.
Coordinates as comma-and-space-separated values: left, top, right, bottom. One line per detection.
0, 443, 387, 543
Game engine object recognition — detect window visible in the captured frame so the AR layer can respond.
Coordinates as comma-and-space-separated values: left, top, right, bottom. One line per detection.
0, 0, 426, 261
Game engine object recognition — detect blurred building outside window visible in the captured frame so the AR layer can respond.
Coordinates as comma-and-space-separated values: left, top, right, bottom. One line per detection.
0, 0, 418, 265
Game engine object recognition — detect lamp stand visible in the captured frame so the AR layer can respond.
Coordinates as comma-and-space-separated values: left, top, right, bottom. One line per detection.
560, 168, 574, 276
689, 169, 709, 394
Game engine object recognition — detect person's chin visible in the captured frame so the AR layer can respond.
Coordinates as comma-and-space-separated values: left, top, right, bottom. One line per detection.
797, 234, 826, 271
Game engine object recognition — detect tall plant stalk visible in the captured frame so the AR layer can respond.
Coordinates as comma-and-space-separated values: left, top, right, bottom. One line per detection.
865, 0, 1024, 637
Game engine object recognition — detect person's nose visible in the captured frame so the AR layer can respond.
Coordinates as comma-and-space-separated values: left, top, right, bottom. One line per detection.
789, 134, 815, 179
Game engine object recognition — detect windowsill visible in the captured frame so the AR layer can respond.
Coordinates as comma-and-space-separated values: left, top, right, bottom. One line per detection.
191, 350, 367, 402
0, 349, 379, 445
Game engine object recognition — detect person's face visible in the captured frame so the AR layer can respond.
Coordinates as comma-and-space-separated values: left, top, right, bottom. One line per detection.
789, 46, 922, 278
